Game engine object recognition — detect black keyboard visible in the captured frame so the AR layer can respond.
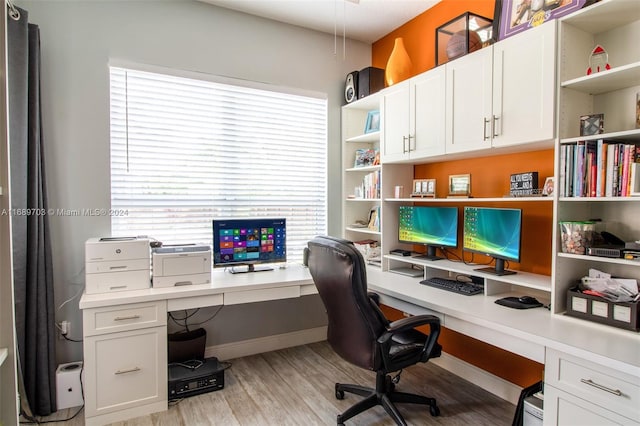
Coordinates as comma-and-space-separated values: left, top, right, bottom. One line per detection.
420, 277, 483, 296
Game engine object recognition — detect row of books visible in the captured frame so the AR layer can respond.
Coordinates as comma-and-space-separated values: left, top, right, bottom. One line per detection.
559, 140, 640, 198
358, 170, 380, 199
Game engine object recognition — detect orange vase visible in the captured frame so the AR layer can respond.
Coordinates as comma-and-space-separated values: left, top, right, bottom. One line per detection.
385, 37, 413, 86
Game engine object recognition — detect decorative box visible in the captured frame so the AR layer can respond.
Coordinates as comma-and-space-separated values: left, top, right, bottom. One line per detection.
436, 12, 493, 66
566, 286, 639, 332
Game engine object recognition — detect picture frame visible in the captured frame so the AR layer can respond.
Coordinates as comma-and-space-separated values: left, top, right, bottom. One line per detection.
411, 179, 436, 198
448, 174, 471, 197
364, 110, 380, 134
494, 0, 586, 42
542, 176, 555, 196
580, 113, 604, 136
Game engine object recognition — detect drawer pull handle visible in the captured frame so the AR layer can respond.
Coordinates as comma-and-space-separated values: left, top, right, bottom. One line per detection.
115, 367, 141, 375
109, 285, 127, 290
113, 315, 141, 321
580, 378, 622, 396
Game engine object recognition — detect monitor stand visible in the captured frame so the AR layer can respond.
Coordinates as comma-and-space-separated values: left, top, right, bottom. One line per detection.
475, 258, 516, 276
229, 264, 274, 274
413, 245, 443, 261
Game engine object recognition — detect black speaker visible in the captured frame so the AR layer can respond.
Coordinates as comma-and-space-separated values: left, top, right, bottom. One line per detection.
357, 67, 385, 99
345, 71, 358, 104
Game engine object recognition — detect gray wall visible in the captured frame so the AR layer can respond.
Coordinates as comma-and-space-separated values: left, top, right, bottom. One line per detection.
18, 0, 371, 364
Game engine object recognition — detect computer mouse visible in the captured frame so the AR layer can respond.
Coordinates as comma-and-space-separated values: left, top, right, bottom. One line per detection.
518, 296, 539, 305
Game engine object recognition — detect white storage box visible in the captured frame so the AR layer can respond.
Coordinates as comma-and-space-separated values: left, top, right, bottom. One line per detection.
152, 245, 211, 288
85, 237, 151, 294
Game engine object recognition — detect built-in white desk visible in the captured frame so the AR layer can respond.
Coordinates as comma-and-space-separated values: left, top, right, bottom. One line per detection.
79, 263, 640, 426
366, 266, 640, 425
79, 265, 316, 426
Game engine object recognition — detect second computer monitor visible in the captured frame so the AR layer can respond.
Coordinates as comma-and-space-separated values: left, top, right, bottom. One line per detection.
463, 206, 522, 276
398, 206, 458, 260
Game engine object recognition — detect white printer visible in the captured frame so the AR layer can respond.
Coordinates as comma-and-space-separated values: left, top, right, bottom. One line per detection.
152, 245, 211, 288
85, 237, 151, 294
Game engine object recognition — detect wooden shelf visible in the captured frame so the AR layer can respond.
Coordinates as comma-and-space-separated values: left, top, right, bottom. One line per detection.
557, 252, 639, 267
345, 165, 380, 173
343, 93, 381, 111
560, 129, 640, 144
560, 0, 640, 34
558, 196, 640, 202
346, 131, 379, 143
384, 197, 553, 203
561, 61, 640, 95
345, 227, 380, 235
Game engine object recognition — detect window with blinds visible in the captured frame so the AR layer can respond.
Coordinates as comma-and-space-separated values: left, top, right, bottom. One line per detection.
109, 66, 328, 264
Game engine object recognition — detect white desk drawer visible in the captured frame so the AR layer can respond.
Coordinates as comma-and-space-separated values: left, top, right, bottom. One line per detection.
83, 301, 167, 337
545, 348, 640, 423
224, 285, 300, 305
84, 327, 167, 417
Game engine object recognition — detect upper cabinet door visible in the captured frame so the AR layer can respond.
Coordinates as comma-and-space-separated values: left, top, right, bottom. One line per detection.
411, 66, 446, 159
380, 80, 410, 163
492, 22, 556, 148
445, 47, 493, 154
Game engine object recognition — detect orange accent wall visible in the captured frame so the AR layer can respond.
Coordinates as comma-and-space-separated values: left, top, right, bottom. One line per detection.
414, 149, 554, 276
380, 304, 544, 388
371, 3, 551, 389
372, 0, 496, 78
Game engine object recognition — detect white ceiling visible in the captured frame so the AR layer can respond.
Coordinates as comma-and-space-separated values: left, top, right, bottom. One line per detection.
199, 0, 442, 43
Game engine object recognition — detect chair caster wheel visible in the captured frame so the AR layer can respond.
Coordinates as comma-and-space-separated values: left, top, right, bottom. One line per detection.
430, 405, 440, 417
335, 384, 345, 400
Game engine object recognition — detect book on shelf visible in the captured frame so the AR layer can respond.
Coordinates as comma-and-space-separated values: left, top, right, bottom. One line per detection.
560, 140, 639, 197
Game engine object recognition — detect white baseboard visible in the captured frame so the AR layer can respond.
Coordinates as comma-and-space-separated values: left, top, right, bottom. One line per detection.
432, 352, 522, 405
205, 326, 328, 361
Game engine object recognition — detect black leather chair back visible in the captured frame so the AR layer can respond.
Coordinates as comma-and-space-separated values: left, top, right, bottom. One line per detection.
306, 236, 386, 371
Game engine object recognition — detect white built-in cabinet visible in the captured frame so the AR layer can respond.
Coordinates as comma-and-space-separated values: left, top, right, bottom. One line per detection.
446, 21, 556, 154
546, 2, 640, 423
83, 301, 167, 426
381, 66, 446, 163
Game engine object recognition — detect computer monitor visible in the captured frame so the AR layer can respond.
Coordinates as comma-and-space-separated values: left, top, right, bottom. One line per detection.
398, 206, 458, 260
212, 218, 286, 273
463, 207, 522, 276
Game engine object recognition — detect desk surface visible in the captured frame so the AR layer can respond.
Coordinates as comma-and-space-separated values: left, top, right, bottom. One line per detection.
367, 267, 640, 377
79, 264, 314, 310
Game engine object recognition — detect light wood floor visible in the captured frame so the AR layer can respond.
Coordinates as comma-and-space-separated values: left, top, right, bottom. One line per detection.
42, 341, 515, 425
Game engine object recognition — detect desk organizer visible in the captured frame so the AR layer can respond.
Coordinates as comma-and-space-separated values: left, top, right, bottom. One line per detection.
566, 286, 639, 331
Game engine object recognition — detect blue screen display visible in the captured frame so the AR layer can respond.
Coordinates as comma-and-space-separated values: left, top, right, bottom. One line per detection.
398, 206, 458, 248
463, 207, 521, 262
212, 218, 286, 267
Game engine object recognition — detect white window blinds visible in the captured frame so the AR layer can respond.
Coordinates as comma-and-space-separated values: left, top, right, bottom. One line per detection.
109, 66, 327, 263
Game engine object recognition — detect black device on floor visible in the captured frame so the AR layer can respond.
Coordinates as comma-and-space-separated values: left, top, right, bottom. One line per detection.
495, 296, 543, 309
420, 277, 483, 295
168, 356, 225, 400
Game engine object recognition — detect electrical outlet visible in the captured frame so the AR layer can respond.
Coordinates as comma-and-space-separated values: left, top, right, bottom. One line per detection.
60, 321, 70, 336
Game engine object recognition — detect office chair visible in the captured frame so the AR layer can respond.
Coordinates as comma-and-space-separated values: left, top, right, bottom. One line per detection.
305, 236, 442, 425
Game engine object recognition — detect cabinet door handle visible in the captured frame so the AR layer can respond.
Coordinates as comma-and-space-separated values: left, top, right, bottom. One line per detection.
115, 366, 141, 375
492, 115, 500, 137
113, 315, 141, 321
408, 134, 415, 151
402, 136, 408, 153
483, 118, 490, 141
580, 378, 622, 396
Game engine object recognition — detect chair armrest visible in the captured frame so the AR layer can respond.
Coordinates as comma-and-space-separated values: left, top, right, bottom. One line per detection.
377, 314, 441, 363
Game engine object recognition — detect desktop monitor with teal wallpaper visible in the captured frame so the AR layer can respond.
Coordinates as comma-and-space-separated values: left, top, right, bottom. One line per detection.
463, 206, 522, 276
398, 206, 458, 260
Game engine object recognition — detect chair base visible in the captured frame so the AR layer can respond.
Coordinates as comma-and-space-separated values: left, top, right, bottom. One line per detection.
334, 372, 440, 425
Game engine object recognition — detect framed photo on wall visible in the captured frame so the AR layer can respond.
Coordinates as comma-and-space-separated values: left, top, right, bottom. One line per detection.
494, 0, 586, 41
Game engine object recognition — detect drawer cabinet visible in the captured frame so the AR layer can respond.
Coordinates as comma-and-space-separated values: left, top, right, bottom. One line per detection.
84, 327, 167, 417
83, 300, 168, 425
544, 349, 640, 425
